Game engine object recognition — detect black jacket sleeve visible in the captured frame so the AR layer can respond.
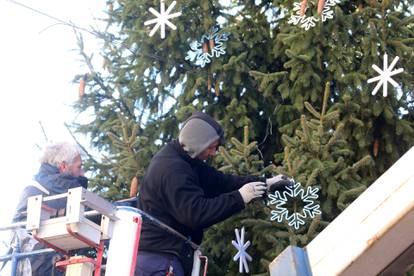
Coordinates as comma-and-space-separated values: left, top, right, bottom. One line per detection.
162, 169, 245, 230
196, 164, 265, 197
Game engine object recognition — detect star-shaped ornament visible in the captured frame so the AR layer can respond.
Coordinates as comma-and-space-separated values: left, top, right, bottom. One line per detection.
144, 0, 182, 39
231, 227, 252, 273
367, 53, 404, 97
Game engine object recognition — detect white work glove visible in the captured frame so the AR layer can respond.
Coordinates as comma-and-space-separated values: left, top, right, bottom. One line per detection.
238, 181, 267, 204
266, 174, 294, 193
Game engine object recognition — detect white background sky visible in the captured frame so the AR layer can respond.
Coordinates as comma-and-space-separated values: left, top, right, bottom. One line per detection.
0, 0, 106, 251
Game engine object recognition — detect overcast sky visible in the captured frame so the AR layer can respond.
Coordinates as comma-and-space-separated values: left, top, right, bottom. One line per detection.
0, 0, 105, 251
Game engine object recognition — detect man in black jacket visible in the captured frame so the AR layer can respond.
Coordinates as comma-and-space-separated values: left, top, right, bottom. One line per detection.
136, 112, 292, 276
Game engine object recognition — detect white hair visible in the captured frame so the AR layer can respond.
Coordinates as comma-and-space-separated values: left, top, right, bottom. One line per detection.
40, 142, 82, 167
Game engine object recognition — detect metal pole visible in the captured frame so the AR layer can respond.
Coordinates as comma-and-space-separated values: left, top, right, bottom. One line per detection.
1, 248, 56, 276
94, 240, 105, 276
10, 238, 19, 276
0, 248, 55, 262
0, 222, 26, 231
129, 216, 142, 276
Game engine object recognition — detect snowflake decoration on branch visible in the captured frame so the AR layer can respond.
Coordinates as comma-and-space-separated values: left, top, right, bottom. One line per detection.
231, 227, 252, 273
288, 0, 339, 30
185, 26, 230, 67
367, 53, 404, 97
144, 0, 182, 39
268, 182, 321, 230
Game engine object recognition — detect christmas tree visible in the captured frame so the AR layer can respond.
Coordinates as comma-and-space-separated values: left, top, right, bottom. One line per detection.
70, 0, 414, 274
204, 84, 373, 274
204, 126, 274, 274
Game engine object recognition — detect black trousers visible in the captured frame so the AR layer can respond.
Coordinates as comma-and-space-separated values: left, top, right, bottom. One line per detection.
135, 251, 185, 276
28, 251, 63, 276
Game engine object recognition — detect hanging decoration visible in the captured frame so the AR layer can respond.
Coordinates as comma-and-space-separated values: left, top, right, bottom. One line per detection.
367, 53, 404, 97
373, 138, 380, 157
78, 75, 87, 98
185, 26, 230, 68
231, 227, 252, 273
214, 77, 221, 97
144, 0, 182, 39
268, 182, 321, 230
288, 0, 339, 30
129, 176, 139, 197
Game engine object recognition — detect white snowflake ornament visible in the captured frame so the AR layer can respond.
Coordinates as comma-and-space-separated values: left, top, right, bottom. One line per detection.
288, 0, 339, 30
268, 182, 321, 230
367, 53, 404, 97
231, 227, 252, 273
144, 0, 182, 39
185, 26, 230, 67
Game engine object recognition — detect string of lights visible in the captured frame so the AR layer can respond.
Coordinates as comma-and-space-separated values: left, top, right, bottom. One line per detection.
5, 0, 97, 36
4, 0, 199, 74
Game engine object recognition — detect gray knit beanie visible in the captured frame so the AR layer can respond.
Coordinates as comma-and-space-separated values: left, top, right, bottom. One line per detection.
178, 112, 224, 158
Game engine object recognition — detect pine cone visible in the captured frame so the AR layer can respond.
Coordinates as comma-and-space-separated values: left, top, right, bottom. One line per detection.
317, 0, 325, 14
130, 176, 139, 197
79, 79, 86, 98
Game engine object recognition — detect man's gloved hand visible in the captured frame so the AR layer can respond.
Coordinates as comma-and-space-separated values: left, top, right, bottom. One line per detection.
238, 181, 267, 204
266, 174, 294, 193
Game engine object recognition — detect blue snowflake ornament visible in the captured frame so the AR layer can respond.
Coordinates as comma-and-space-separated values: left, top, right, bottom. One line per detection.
185, 26, 229, 67
268, 182, 321, 230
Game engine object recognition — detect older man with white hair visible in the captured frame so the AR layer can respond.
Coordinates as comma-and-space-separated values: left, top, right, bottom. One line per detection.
14, 141, 87, 221
12, 141, 88, 276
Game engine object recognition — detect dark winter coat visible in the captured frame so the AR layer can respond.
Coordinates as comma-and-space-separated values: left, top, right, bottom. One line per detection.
11, 163, 88, 276
137, 140, 264, 273
13, 163, 88, 222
